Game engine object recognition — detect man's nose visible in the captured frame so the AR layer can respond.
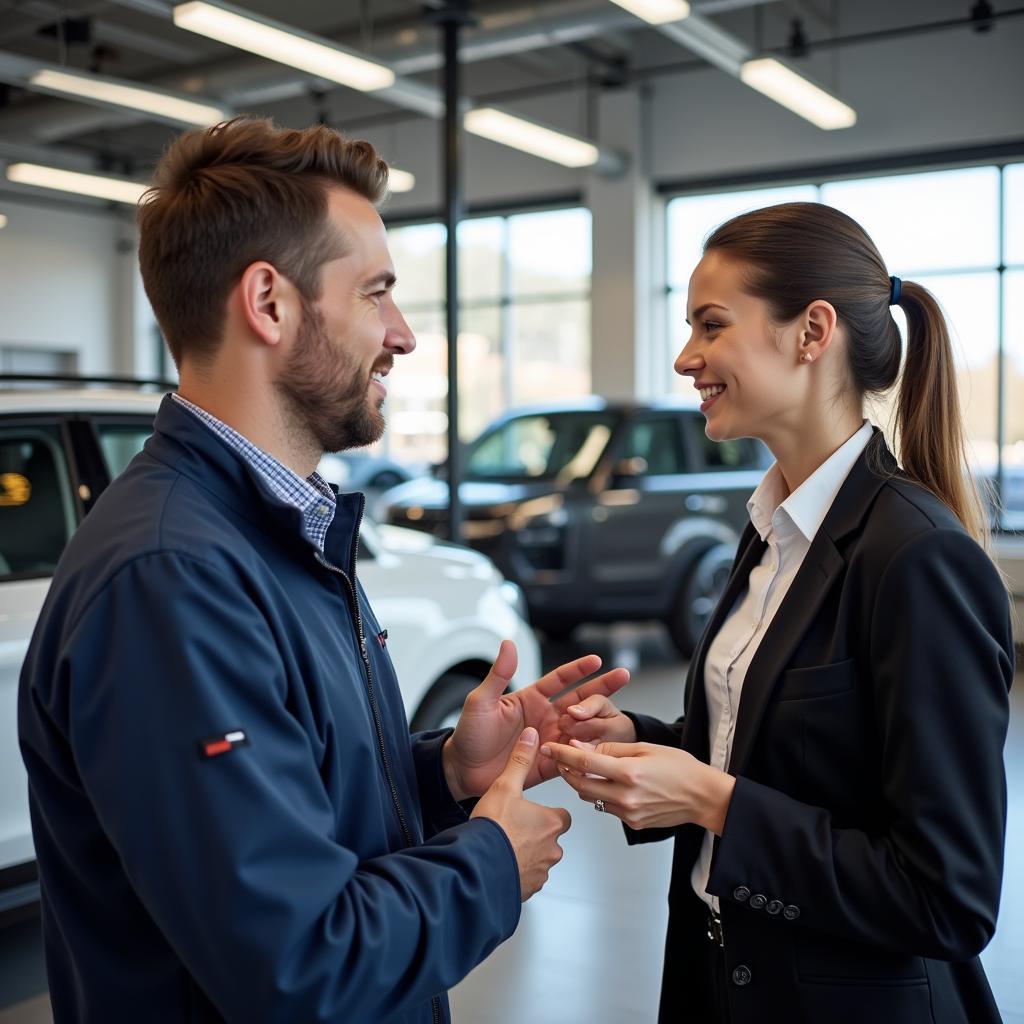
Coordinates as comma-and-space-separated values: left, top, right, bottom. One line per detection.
383, 298, 416, 355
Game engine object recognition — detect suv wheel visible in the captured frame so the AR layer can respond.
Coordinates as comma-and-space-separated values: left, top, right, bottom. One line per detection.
667, 543, 735, 659
409, 672, 478, 732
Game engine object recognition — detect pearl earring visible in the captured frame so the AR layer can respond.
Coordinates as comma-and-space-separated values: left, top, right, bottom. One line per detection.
801, 354, 812, 363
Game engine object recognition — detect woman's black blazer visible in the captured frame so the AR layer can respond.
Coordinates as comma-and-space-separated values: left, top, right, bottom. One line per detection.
627, 432, 1015, 1024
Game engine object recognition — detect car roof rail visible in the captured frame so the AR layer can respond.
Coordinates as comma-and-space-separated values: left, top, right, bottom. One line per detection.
0, 373, 177, 390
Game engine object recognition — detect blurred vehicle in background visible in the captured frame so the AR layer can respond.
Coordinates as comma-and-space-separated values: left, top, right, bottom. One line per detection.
0, 377, 538, 914
317, 450, 422, 495
376, 399, 773, 656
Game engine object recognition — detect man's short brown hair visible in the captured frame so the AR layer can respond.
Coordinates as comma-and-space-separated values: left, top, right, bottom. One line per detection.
138, 117, 390, 367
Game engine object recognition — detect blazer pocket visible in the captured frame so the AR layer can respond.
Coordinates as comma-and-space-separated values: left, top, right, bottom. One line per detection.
776, 658, 858, 702
796, 933, 927, 986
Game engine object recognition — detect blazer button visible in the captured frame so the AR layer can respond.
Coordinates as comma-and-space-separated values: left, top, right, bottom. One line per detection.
731, 965, 753, 987
783, 904, 801, 921
766, 899, 783, 915
733, 886, 751, 902
749, 893, 767, 910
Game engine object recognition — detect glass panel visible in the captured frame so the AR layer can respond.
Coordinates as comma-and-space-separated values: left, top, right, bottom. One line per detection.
458, 217, 503, 303
384, 307, 448, 467
387, 223, 446, 307
1005, 163, 1024, 268
1003, 269, 1024, 530
668, 290, 702, 400
467, 411, 617, 481
96, 423, 154, 480
667, 184, 818, 289
383, 307, 504, 466
912, 273, 999, 472
457, 305, 504, 443
821, 167, 999, 274
0, 426, 75, 578
509, 299, 591, 407
508, 208, 592, 297
617, 417, 689, 475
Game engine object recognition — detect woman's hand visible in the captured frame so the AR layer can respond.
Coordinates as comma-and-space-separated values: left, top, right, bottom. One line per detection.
541, 739, 735, 835
556, 695, 637, 745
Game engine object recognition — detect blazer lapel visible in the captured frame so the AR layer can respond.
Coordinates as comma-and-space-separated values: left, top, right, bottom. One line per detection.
681, 521, 767, 762
726, 430, 895, 777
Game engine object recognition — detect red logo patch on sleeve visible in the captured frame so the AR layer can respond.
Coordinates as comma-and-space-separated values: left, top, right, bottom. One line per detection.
198, 729, 249, 759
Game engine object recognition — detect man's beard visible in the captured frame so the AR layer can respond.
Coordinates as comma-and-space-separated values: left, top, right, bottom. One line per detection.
275, 299, 388, 454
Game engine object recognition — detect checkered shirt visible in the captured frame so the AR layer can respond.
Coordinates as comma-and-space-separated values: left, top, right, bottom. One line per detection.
171, 393, 336, 552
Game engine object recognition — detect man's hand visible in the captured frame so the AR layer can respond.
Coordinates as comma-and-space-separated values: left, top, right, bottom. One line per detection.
443, 640, 631, 800
471, 728, 571, 902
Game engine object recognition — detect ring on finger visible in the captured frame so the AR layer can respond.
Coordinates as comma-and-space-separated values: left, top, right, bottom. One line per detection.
594, 799, 606, 813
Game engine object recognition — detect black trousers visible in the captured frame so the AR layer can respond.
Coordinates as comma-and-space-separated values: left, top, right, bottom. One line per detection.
703, 922, 731, 1023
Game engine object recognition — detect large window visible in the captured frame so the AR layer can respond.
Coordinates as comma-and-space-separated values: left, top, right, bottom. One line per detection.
384, 208, 592, 467
666, 162, 1024, 531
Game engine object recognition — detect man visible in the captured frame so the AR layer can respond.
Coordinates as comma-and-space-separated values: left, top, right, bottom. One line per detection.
18, 118, 628, 1023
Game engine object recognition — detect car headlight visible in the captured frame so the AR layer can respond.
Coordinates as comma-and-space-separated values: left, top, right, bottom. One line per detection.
499, 580, 529, 621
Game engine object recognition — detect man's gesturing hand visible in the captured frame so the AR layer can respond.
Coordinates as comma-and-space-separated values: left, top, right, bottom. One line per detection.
443, 640, 631, 800
471, 727, 571, 902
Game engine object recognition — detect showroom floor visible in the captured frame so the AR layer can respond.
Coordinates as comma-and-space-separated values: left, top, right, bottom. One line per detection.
1, 627, 1022, 1024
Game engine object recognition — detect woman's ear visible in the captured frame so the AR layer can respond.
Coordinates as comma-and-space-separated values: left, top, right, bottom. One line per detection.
796, 299, 839, 365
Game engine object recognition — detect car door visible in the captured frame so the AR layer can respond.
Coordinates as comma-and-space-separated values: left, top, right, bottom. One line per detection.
0, 417, 82, 876
581, 412, 702, 610
678, 413, 770, 531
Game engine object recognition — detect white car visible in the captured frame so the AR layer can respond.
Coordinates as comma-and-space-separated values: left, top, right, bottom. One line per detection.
0, 378, 540, 912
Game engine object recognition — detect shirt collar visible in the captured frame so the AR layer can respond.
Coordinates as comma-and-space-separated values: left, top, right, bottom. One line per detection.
747, 420, 874, 544
170, 393, 336, 549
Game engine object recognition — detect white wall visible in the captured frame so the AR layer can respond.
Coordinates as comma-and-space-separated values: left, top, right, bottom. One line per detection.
0, 195, 133, 374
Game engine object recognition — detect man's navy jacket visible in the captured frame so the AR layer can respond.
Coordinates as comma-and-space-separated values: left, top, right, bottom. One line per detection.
18, 395, 521, 1023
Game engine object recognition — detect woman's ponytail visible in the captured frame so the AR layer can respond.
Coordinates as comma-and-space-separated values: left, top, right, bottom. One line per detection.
895, 280, 989, 548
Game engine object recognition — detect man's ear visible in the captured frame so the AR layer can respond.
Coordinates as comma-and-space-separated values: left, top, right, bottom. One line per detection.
237, 261, 297, 348
796, 299, 839, 363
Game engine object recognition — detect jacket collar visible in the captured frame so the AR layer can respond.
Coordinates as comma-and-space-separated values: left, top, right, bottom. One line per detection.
144, 394, 364, 573
682, 428, 897, 774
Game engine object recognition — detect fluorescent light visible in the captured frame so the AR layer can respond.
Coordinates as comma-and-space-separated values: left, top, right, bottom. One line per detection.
172, 1, 395, 93
740, 57, 856, 130
29, 68, 227, 128
6, 163, 147, 205
387, 167, 415, 193
464, 108, 600, 168
0, 213, 6, 229
608, 0, 690, 25
30, 69, 225, 128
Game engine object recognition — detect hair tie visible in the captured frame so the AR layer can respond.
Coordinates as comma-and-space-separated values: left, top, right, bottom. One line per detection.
889, 275, 902, 306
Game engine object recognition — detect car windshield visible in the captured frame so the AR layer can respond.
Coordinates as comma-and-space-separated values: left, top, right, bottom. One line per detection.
465, 411, 618, 482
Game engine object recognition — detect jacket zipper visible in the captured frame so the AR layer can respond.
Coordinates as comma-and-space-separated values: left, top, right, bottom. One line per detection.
315, 513, 442, 1023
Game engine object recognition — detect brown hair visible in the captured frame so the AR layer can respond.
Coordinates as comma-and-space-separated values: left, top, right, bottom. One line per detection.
138, 117, 390, 367
704, 201, 988, 547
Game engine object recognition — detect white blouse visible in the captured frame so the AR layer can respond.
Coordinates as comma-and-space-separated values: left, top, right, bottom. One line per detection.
691, 420, 874, 912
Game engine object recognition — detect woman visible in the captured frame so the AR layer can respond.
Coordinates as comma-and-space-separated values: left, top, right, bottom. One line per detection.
542, 202, 1015, 1024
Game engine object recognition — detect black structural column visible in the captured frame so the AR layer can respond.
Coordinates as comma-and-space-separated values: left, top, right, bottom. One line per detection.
430, 0, 475, 544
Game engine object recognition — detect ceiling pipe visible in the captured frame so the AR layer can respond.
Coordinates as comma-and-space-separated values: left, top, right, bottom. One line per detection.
0, 0, 791, 149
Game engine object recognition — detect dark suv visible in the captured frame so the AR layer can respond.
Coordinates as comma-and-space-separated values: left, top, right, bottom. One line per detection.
375, 398, 771, 655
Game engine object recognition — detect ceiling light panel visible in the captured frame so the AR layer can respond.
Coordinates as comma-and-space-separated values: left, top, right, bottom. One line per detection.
5, 163, 148, 205
740, 58, 856, 130
172, 1, 395, 93
30, 68, 227, 128
607, 0, 690, 25
387, 168, 415, 193
464, 108, 600, 169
